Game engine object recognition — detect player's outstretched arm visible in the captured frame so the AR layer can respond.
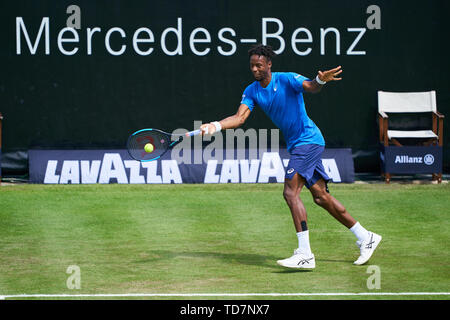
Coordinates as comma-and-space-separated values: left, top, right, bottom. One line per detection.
303, 66, 343, 94
200, 104, 251, 135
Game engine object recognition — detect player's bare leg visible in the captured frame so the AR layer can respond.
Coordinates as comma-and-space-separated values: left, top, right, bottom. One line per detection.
309, 178, 382, 265
282, 173, 308, 232
277, 173, 315, 269
308, 178, 356, 228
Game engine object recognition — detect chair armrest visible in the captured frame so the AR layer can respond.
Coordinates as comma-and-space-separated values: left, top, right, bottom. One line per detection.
432, 111, 444, 146
433, 111, 444, 118
378, 111, 388, 119
378, 111, 388, 118
378, 112, 389, 145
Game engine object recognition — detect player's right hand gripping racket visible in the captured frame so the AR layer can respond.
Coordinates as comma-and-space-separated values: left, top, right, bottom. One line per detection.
126, 128, 201, 162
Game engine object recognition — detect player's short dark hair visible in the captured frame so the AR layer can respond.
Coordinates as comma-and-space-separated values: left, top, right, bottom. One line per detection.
248, 44, 276, 62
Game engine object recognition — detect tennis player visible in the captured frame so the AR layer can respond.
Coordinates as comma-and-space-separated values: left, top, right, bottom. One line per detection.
200, 44, 381, 269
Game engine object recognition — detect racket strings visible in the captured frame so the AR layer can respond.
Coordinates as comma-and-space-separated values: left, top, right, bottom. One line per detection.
127, 130, 171, 161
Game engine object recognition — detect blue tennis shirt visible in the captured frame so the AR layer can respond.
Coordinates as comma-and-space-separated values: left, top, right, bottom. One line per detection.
240, 72, 325, 152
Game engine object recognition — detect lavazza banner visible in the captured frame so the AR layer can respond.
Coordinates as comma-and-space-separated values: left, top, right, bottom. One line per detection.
29, 148, 354, 184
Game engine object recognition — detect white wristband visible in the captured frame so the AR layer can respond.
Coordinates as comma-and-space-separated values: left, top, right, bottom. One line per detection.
315, 75, 326, 85
212, 121, 222, 133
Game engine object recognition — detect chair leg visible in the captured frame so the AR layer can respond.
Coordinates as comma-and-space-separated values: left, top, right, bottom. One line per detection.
432, 173, 442, 184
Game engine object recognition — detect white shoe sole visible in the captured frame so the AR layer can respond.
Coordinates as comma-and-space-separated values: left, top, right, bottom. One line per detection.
354, 234, 382, 265
277, 259, 315, 269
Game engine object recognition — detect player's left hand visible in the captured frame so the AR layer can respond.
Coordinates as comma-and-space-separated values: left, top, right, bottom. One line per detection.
318, 66, 343, 82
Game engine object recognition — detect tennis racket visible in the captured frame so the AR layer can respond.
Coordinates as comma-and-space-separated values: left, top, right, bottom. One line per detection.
126, 128, 201, 162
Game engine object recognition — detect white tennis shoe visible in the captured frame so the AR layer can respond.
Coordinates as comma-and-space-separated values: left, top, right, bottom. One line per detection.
277, 249, 315, 269
354, 232, 382, 265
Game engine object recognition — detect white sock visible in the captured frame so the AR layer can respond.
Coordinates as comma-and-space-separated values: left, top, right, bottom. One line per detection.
350, 222, 370, 242
296, 230, 312, 255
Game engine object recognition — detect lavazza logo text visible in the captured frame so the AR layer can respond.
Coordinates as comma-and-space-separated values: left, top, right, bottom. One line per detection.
43, 152, 343, 184
394, 154, 435, 165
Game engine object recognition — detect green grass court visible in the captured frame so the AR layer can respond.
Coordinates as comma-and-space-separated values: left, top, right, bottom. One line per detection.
0, 183, 449, 300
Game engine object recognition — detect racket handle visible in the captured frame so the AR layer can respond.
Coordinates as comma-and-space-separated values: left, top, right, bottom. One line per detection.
185, 129, 201, 137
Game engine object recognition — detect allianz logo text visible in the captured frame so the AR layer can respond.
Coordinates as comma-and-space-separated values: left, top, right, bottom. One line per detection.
394, 154, 434, 165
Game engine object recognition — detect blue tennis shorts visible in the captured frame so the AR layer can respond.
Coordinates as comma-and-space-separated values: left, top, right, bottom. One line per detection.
285, 144, 331, 188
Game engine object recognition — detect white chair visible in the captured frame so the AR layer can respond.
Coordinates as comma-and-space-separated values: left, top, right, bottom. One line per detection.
378, 91, 444, 183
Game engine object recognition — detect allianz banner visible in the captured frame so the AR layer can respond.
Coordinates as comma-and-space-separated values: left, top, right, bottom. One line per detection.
29, 148, 354, 184
381, 146, 443, 174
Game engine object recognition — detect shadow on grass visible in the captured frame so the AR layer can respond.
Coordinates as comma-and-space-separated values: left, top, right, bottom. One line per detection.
272, 269, 315, 274
316, 258, 354, 263
137, 250, 282, 270
136, 251, 354, 273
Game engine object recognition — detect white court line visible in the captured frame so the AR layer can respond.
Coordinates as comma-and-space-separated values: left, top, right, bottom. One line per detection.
1, 292, 449, 299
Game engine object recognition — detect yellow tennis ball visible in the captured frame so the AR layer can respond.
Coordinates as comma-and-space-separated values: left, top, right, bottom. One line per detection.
144, 143, 154, 153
